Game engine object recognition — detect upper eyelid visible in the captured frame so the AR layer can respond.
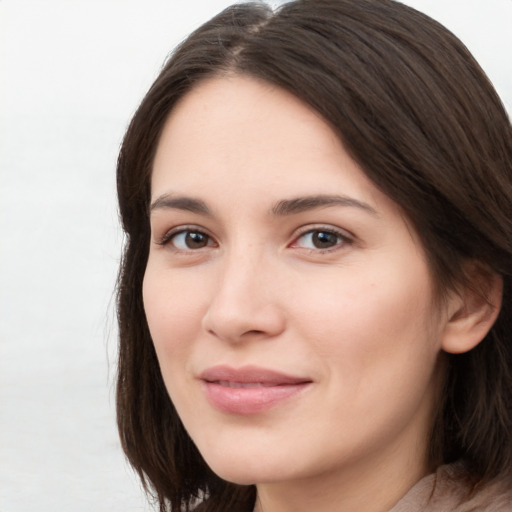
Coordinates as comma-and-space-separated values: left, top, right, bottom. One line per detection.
165, 225, 210, 236
292, 223, 354, 240
155, 225, 214, 246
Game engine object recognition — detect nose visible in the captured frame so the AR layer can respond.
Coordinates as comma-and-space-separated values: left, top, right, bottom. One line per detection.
201, 250, 286, 344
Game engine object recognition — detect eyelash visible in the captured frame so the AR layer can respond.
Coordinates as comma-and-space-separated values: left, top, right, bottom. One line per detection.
291, 226, 353, 253
155, 225, 353, 254
156, 226, 214, 250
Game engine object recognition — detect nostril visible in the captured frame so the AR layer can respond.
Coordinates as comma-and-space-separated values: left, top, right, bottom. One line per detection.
202, 302, 286, 343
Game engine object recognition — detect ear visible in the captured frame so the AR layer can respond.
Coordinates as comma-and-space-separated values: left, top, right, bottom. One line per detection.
441, 263, 503, 354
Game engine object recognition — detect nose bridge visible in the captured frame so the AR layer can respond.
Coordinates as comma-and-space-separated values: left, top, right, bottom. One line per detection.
214, 241, 269, 316
202, 240, 285, 342
223, 241, 264, 294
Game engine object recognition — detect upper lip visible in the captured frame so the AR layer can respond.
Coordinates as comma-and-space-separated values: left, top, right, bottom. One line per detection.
199, 365, 312, 385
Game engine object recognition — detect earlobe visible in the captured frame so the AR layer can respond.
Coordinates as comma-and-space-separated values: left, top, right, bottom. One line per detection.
441, 265, 503, 355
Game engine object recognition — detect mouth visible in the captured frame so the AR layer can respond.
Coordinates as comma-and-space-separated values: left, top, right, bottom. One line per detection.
199, 365, 313, 415
214, 381, 285, 388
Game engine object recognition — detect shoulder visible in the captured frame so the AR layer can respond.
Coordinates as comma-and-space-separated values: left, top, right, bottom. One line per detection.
391, 463, 512, 512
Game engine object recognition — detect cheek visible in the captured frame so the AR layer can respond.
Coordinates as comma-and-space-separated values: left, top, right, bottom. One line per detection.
142, 267, 206, 366
294, 268, 442, 450
142, 266, 214, 428
294, 261, 441, 387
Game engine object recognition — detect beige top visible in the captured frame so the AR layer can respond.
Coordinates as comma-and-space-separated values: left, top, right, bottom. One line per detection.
390, 463, 512, 511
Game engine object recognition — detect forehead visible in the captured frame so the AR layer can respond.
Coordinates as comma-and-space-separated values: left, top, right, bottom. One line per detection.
151, 75, 379, 203
155, 76, 341, 168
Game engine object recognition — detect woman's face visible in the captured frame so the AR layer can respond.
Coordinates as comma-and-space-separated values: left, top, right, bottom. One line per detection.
143, 76, 449, 491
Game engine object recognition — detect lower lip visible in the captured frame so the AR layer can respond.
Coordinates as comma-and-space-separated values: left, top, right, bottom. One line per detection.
203, 381, 310, 415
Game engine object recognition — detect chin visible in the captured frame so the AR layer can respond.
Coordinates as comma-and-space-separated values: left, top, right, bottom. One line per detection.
201, 450, 291, 486
205, 459, 266, 485
215, 471, 258, 487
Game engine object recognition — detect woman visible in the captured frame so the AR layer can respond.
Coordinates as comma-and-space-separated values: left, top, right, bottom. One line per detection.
115, 1, 512, 510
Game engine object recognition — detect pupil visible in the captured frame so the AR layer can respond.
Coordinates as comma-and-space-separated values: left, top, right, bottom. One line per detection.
313, 231, 337, 248
186, 232, 207, 249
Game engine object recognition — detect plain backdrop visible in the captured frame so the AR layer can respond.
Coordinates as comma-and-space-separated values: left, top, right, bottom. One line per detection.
1, 1, 511, 511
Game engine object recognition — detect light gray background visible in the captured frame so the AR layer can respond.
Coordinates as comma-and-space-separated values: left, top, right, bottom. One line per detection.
1, 1, 511, 511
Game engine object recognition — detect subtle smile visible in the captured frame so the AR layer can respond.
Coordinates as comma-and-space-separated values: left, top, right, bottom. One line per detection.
200, 365, 313, 415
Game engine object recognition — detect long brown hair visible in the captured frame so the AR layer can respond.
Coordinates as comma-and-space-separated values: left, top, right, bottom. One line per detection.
116, 1, 512, 510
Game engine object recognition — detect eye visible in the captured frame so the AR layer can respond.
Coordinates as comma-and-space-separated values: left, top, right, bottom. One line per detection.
159, 229, 215, 250
292, 228, 350, 251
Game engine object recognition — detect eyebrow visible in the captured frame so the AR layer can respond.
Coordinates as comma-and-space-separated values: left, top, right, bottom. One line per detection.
149, 193, 378, 217
271, 194, 378, 216
150, 194, 211, 216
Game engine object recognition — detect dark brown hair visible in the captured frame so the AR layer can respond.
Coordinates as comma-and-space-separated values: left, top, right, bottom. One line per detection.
116, 1, 512, 510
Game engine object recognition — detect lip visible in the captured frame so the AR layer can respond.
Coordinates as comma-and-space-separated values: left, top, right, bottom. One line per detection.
199, 365, 312, 415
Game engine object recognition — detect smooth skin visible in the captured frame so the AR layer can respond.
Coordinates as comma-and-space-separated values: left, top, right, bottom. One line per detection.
143, 76, 501, 512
